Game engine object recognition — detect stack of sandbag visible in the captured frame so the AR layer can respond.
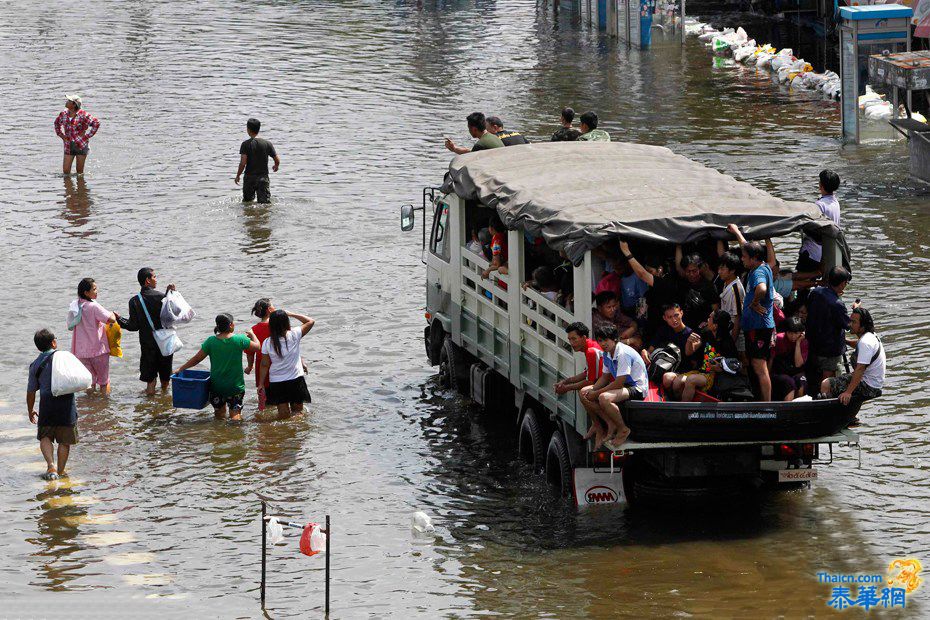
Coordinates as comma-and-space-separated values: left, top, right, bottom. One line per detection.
683, 19, 847, 102
860, 86, 894, 121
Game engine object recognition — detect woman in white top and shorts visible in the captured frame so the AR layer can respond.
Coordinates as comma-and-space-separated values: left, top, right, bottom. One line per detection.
257, 309, 315, 418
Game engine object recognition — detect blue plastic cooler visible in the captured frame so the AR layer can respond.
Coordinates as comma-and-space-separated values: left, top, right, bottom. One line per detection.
171, 369, 211, 409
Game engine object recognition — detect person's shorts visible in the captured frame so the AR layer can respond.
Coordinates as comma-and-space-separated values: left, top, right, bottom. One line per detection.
210, 391, 244, 412
772, 373, 807, 399
265, 376, 311, 406
140, 347, 173, 383
828, 373, 882, 401
626, 385, 646, 401
744, 328, 774, 360
37, 425, 78, 445
813, 355, 842, 374
242, 175, 271, 203
67, 141, 89, 156
796, 251, 821, 273
683, 370, 715, 392
79, 353, 110, 387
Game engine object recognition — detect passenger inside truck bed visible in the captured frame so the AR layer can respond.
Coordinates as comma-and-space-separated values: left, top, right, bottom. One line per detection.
480, 213, 508, 279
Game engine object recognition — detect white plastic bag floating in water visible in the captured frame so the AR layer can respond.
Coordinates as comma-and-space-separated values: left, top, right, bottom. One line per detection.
160, 290, 195, 328
51, 351, 93, 396
412, 511, 435, 533
267, 517, 284, 545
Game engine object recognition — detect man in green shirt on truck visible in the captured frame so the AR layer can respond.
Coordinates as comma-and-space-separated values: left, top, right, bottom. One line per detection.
445, 112, 504, 154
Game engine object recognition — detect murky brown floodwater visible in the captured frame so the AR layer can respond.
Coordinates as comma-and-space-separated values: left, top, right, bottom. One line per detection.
1, 1, 928, 617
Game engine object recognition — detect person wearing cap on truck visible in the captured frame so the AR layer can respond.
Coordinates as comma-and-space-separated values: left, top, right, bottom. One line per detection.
54, 94, 100, 175
486, 116, 529, 146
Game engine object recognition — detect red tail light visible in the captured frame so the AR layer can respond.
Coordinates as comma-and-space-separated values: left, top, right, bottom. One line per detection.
801, 443, 816, 459
593, 451, 610, 467
777, 444, 797, 458
425, 312, 431, 322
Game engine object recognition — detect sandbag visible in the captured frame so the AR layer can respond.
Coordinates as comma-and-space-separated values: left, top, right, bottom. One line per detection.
51, 350, 93, 396
160, 290, 195, 328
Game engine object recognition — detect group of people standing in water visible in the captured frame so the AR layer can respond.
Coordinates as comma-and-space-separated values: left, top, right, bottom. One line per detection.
26, 266, 314, 480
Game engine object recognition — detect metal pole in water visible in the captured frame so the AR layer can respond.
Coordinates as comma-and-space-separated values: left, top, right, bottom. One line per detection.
325, 514, 331, 617
261, 500, 267, 606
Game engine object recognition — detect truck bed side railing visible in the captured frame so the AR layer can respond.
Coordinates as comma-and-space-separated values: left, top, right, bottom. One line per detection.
519, 286, 578, 419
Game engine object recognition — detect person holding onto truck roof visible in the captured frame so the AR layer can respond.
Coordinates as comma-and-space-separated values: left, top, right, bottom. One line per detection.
556, 323, 607, 442
727, 224, 775, 402
618, 240, 679, 338
486, 116, 529, 146
581, 324, 648, 448
796, 169, 841, 280
577, 111, 611, 142
591, 291, 642, 349
551, 107, 581, 142
445, 112, 504, 154
806, 266, 852, 387
481, 213, 508, 279
820, 306, 885, 406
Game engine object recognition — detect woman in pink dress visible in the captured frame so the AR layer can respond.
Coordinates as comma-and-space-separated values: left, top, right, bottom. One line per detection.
69, 278, 119, 394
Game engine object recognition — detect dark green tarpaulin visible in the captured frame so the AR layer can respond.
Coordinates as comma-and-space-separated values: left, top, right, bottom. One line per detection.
440, 141, 849, 267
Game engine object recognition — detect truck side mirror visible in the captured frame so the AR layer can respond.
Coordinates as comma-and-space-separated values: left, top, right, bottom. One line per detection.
400, 204, 415, 232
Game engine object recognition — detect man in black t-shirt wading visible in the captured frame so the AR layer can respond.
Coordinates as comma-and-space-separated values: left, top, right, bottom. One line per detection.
235, 117, 280, 204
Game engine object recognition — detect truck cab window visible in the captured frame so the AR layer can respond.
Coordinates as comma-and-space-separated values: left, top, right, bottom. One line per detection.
430, 202, 450, 261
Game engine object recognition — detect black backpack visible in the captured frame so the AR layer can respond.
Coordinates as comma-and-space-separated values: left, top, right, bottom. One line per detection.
648, 344, 681, 383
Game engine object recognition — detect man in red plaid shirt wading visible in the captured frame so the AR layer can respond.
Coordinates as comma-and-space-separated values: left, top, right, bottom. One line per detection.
54, 94, 100, 174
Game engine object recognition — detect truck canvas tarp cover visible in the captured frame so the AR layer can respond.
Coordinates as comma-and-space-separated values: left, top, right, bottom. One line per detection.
441, 141, 849, 266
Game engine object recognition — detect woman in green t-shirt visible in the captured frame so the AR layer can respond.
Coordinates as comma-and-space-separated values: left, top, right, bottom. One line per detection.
174, 313, 260, 421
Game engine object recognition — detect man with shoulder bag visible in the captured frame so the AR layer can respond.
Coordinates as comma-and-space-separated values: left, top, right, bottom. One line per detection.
117, 267, 178, 395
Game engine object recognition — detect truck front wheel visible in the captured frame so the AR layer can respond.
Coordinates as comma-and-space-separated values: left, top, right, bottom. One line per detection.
438, 338, 468, 395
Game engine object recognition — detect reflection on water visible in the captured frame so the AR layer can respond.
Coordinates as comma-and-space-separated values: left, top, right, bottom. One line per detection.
0, 0, 928, 617
60, 175, 94, 238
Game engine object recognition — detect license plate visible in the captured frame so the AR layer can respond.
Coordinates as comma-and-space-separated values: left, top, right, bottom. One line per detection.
778, 468, 817, 482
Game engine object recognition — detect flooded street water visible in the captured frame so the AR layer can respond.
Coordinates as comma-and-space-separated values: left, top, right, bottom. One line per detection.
1, 0, 928, 616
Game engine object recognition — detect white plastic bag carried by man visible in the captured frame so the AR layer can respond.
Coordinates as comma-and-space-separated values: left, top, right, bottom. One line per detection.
160, 290, 195, 329
50, 351, 93, 396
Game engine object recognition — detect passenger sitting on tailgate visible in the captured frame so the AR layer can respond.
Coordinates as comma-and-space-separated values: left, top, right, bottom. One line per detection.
486, 116, 529, 146
556, 322, 605, 443
665, 309, 737, 401
673, 246, 719, 329
580, 324, 649, 448
591, 291, 642, 349
820, 306, 885, 406
642, 304, 703, 389
771, 317, 808, 401
481, 214, 508, 279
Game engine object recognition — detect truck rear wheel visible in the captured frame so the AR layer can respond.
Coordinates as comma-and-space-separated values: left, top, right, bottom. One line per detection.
545, 431, 572, 499
518, 408, 546, 473
438, 338, 468, 395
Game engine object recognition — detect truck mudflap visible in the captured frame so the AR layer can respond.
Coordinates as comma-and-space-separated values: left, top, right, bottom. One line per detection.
572, 467, 626, 508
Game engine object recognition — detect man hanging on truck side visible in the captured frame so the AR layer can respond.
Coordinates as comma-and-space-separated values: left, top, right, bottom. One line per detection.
580, 324, 649, 448
555, 323, 607, 444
